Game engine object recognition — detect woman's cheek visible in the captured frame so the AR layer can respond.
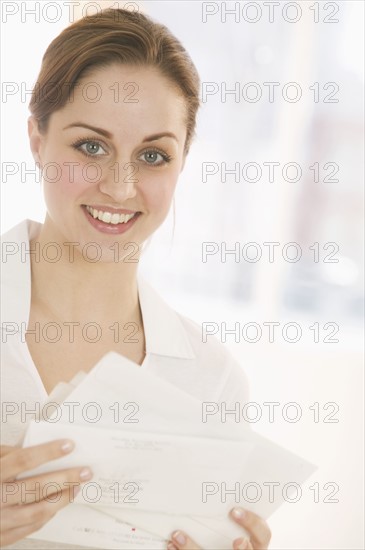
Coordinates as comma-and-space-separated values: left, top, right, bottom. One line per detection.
144, 172, 179, 215
43, 160, 93, 202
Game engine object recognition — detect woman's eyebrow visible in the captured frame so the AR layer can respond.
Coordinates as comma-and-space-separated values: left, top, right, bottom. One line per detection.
63, 123, 178, 142
143, 132, 178, 143
63, 123, 112, 138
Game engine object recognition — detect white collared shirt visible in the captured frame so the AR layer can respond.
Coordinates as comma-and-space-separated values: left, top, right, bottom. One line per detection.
1, 219, 249, 447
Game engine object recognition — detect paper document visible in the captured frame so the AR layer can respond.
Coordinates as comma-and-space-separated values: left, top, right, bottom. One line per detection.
22, 421, 254, 516
21, 352, 317, 549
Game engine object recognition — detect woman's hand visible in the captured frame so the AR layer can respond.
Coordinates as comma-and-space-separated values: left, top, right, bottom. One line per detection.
0, 441, 93, 547
166, 508, 271, 550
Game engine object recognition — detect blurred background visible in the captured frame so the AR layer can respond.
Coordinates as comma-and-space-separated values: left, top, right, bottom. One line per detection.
1, 1, 364, 548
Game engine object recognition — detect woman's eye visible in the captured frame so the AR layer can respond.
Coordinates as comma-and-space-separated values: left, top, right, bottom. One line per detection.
75, 140, 107, 156
139, 150, 171, 166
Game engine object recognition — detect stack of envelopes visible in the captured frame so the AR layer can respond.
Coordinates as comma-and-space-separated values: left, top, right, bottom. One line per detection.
20, 352, 317, 549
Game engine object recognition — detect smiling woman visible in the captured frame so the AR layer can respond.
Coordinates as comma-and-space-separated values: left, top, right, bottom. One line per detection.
0, 7, 271, 550
28, 63, 187, 255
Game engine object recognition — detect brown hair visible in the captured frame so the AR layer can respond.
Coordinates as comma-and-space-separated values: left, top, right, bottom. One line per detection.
29, 8, 200, 154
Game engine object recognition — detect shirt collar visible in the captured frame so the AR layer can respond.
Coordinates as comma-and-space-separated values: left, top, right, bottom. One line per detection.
1, 219, 195, 360
137, 274, 195, 359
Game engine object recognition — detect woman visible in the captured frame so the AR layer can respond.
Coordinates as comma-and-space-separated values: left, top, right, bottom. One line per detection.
0, 8, 271, 550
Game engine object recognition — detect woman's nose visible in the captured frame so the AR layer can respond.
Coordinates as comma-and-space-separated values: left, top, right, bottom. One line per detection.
98, 160, 138, 202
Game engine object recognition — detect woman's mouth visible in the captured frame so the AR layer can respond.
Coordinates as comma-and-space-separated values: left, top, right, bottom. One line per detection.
85, 205, 137, 224
81, 205, 141, 234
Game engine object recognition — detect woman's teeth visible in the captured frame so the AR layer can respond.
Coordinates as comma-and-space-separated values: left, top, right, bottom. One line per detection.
85, 206, 136, 224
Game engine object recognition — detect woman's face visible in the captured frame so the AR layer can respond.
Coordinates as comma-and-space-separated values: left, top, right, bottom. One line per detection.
28, 63, 188, 262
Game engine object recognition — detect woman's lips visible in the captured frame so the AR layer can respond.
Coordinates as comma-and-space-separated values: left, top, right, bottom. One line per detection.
85, 205, 137, 224
84, 204, 137, 215
81, 205, 141, 234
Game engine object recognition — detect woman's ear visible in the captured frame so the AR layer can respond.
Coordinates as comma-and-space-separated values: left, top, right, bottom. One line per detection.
27, 116, 43, 167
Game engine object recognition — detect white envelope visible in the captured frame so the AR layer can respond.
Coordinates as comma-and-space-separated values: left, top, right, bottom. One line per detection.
23, 351, 317, 549
30, 504, 167, 550
22, 420, 254, 517
48, 352, 236, 440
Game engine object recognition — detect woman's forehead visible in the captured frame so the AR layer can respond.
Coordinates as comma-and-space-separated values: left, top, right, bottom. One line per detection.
76, 63, 183, 98
47, 64, 188, 136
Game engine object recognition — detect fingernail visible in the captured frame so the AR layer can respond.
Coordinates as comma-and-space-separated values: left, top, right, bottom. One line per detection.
172, 531, 186, 545
79, 467, 93, 480
61, 440, 74, 453
232, 507, 246, 519
236, 538, 248, 550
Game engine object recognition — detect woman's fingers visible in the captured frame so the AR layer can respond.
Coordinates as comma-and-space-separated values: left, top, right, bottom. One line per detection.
230, 508, 271, 550
0, 440, 94, 548
0, 482, 81, 547
1, 466, 93, 507
166, 530, 256, 550
1, 482, 78, 530
0, 440, 75, 482
167, 530, 202, 550
166, 508, 271, 550
0, 446, 18, 458
233, 537, 254, 549
1, 502, 46, 531
0, 518, 47, 548
0, 442, 95, 547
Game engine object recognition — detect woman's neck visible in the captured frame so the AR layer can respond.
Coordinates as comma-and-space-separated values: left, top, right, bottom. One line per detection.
29, 228, 141, 325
